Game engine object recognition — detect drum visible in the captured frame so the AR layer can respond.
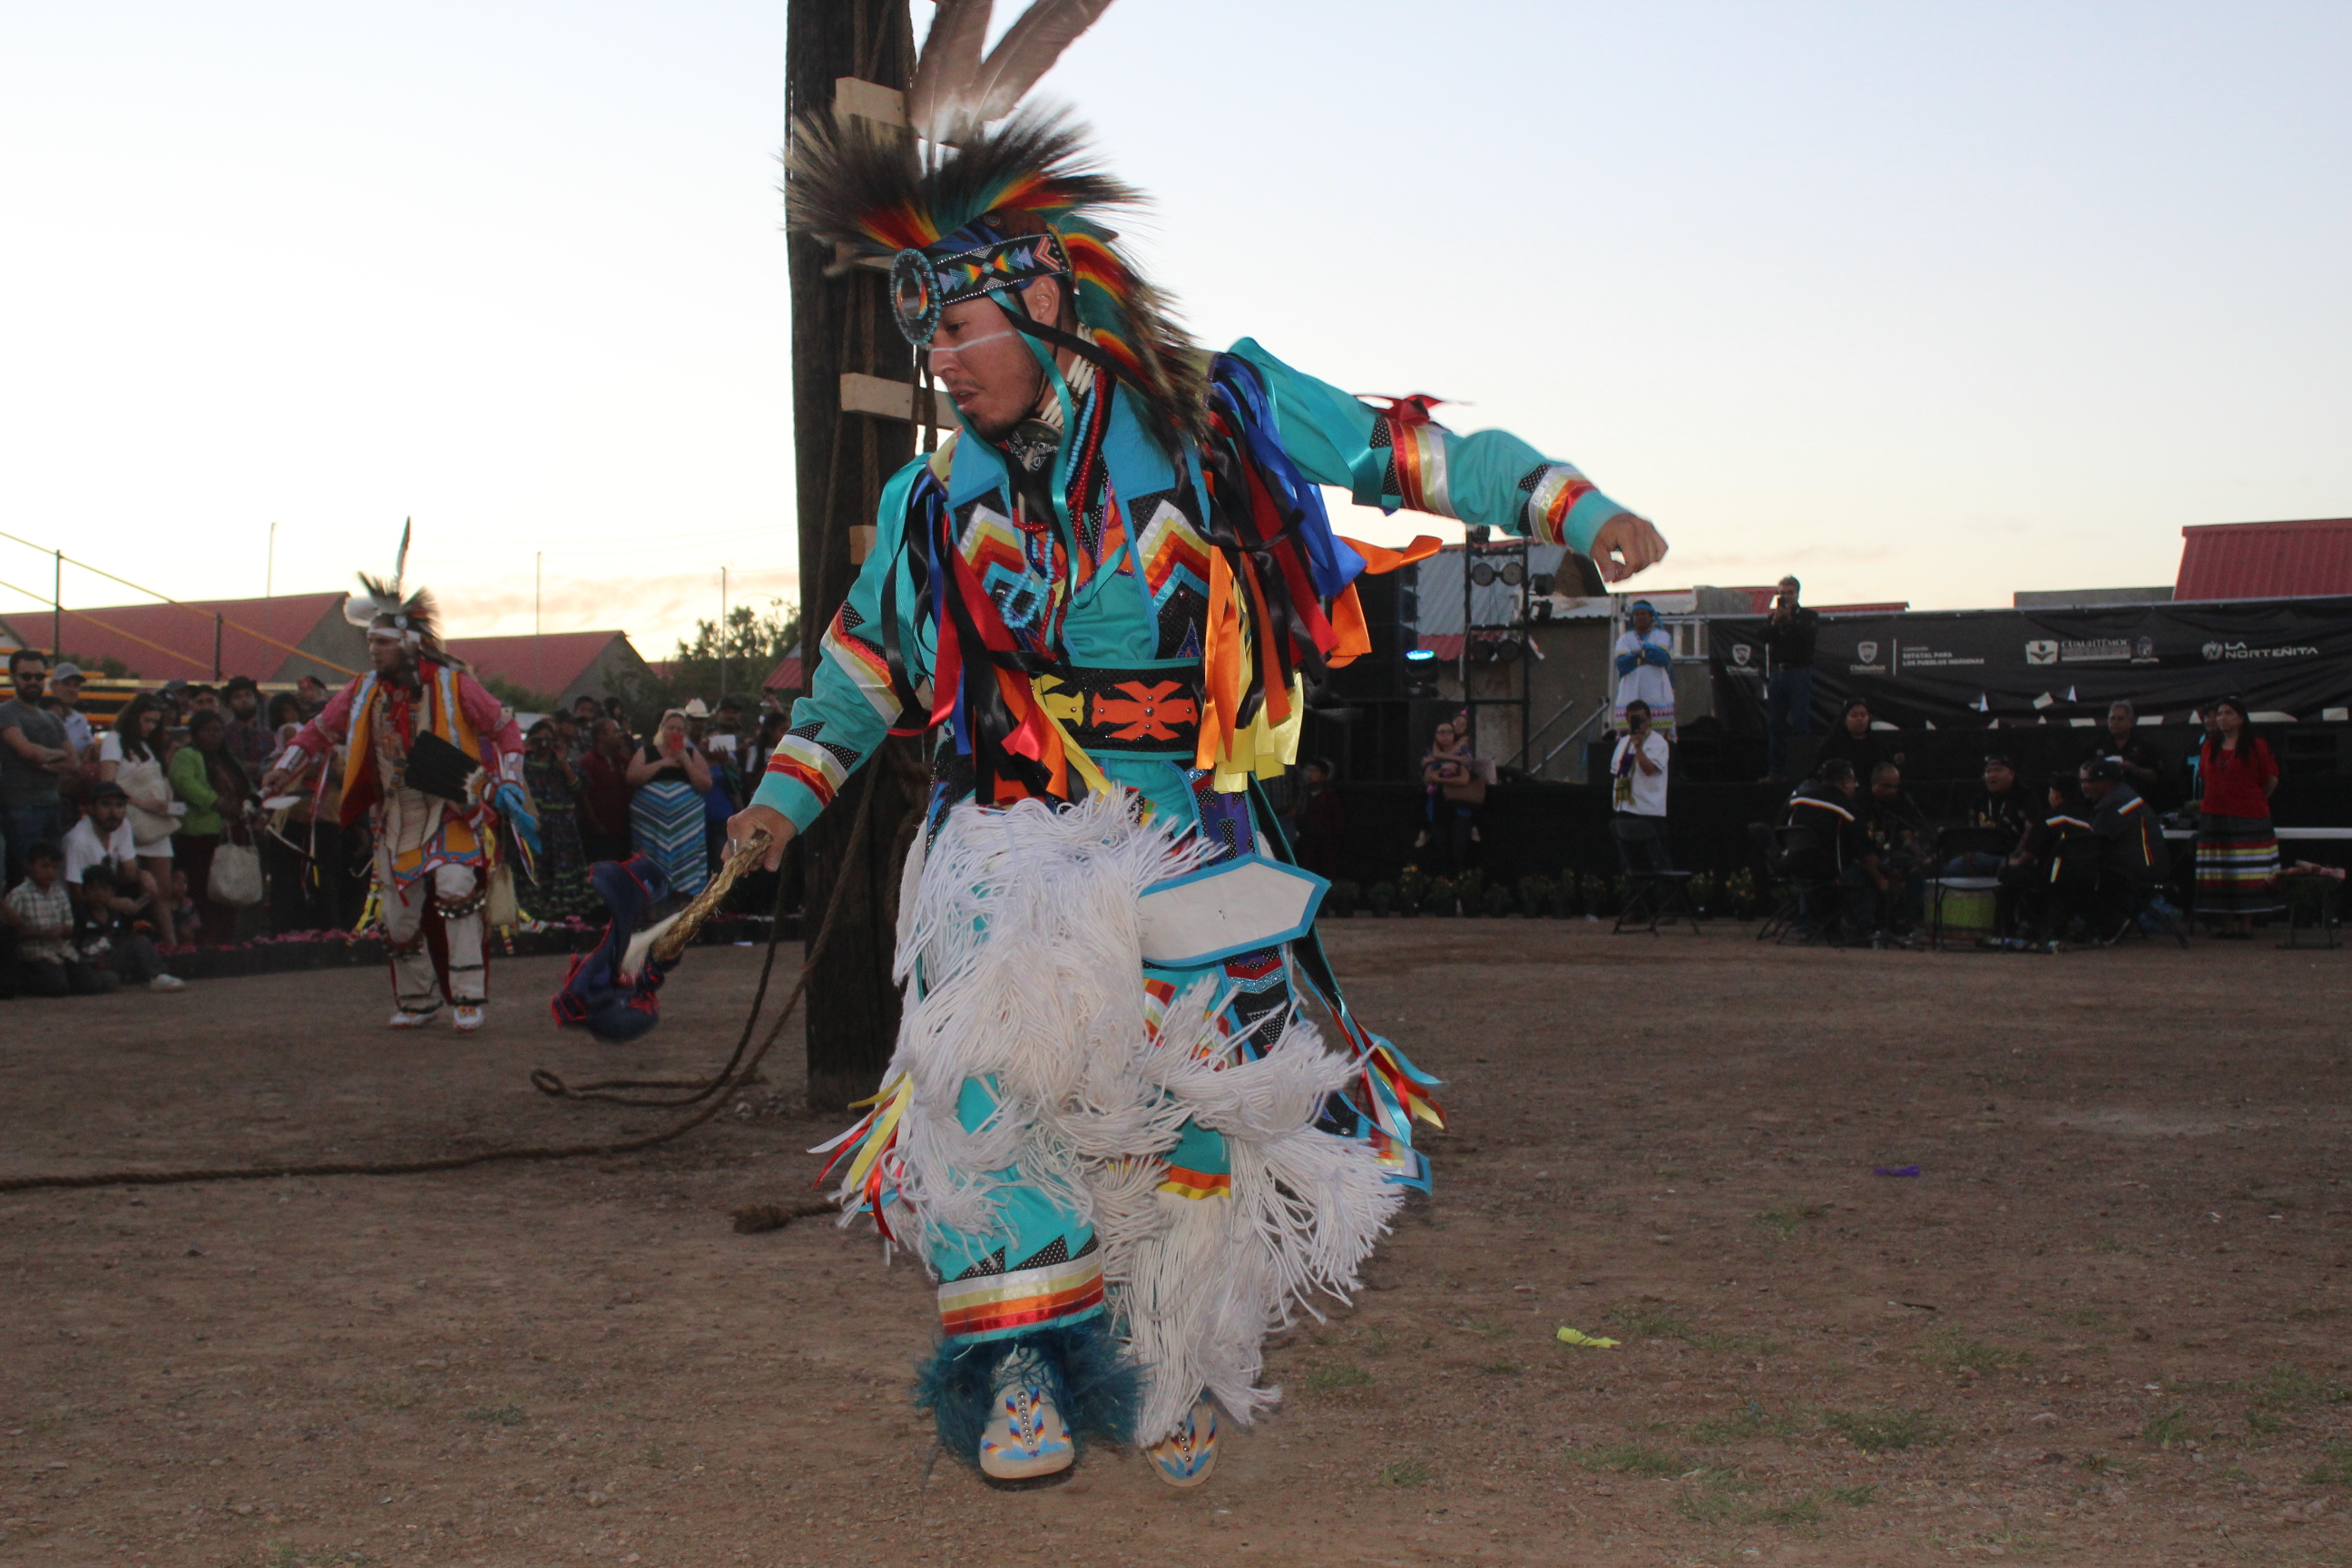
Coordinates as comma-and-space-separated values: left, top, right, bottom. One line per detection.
1936, 885, 1997, 936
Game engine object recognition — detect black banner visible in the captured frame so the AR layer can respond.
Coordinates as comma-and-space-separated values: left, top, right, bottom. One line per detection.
1710, 596, 2352, 730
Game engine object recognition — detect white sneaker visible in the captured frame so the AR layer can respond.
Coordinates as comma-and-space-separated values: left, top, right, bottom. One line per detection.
453, 1004, 485, 1033
387, 1009, 436, 1029
977, 1348, 1074, 1481
147, 974, 187, 993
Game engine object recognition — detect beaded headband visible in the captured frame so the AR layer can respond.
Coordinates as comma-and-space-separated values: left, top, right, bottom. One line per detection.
890, 230, 1071, 346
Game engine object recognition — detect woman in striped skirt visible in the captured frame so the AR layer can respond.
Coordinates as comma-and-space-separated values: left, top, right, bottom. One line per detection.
2195, 697, 2280, 937
627, 709, 712, 898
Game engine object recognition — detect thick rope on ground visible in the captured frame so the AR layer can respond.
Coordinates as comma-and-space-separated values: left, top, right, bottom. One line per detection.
0, 771, 885, 1195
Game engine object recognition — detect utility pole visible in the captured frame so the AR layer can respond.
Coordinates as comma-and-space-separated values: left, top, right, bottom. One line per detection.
720, 565, 729, 706
52, 550, 62, 659
534, 552, 544, 699
267, 522, 277, 598
788, 0, 923, 1112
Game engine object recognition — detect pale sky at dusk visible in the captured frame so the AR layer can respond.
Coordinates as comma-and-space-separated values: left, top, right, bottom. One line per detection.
3, 2, 2347, 655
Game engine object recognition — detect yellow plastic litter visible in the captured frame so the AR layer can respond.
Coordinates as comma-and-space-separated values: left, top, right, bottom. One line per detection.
1555, 1327, 1621, 1348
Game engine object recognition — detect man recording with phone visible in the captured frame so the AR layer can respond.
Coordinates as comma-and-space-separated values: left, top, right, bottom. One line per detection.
1611, 698, 1671, 872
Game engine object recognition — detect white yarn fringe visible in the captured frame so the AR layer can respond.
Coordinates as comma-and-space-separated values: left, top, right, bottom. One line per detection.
840, 791, 1401, 1445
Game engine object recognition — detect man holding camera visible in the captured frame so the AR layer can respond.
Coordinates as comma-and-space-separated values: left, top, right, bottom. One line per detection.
1611, 699, 1671, 872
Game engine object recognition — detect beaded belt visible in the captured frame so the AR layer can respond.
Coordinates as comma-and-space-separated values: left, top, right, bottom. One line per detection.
1033, 665, 1202, 757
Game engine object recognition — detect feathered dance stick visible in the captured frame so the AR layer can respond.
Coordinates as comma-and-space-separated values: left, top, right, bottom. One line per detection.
550, 834, 771, 1043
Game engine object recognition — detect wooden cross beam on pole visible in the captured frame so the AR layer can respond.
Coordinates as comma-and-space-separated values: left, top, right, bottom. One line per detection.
786, 0, 927, 1114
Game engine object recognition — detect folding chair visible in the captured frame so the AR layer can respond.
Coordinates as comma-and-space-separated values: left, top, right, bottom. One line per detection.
1924, 825, 2010, 948
1612, 818, 1700, 936
1751, 821, 1838, 945
2109, 880, 2192, 950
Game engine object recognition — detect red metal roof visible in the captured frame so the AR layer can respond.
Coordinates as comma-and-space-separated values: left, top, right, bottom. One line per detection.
443, 631, 632, 702
2176, 517, 2352, 602
35, 593, 356, 681
763, 653, 805, 691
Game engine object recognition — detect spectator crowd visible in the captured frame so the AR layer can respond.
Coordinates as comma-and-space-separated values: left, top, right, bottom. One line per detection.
8, 623, 2328, 995
0, 644, 793, 1002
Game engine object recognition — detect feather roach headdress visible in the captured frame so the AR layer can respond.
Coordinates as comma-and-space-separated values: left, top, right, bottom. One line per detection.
343, 518, 442, 652
785, 0, 1205, 440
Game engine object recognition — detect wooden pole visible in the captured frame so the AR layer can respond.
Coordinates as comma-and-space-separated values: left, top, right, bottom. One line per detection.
788, 0, 923, 1113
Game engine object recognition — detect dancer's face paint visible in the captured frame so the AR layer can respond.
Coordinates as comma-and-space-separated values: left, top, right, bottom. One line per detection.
926, 282, 1057, 441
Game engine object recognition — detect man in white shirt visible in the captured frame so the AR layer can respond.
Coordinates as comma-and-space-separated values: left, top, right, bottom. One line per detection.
1610, 698, 1671, 871
63, 781, 142, 890
61, 782, 183, 990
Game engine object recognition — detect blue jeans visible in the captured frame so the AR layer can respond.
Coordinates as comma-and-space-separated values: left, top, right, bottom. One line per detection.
1766, 666, 1813, 779
1613, 813, 1672, 873
2, 799, 63, 886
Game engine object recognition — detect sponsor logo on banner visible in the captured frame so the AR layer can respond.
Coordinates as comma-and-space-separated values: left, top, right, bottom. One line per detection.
1897, 643, 1984, 670
2027, 637, 2133, 665
1734, 603, 2345, 725
2202, 640, 2320, 662
1731, 643, 1752, 667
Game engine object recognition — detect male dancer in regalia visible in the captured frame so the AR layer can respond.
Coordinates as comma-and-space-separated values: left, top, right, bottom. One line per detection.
263, 567, 528, 1031
728, 0, 1669, 1488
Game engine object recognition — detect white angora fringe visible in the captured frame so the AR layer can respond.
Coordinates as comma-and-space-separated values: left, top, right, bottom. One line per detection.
848, 791, 1402, 1446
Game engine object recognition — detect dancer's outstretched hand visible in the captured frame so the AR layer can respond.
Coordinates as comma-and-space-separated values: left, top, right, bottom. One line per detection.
1591, 511, 1669, 583
727, 802, 797, 872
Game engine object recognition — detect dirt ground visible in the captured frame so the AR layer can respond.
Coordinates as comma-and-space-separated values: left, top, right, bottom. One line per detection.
4, 920, 2350, 1568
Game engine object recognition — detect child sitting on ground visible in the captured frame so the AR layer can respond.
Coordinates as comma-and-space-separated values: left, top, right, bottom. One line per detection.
4, 841, 120, 996
74, 861, 185, 991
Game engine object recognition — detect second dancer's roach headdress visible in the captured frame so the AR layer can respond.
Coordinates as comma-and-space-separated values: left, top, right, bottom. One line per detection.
784, 0, 1205, 442
342, 517, 443, 653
